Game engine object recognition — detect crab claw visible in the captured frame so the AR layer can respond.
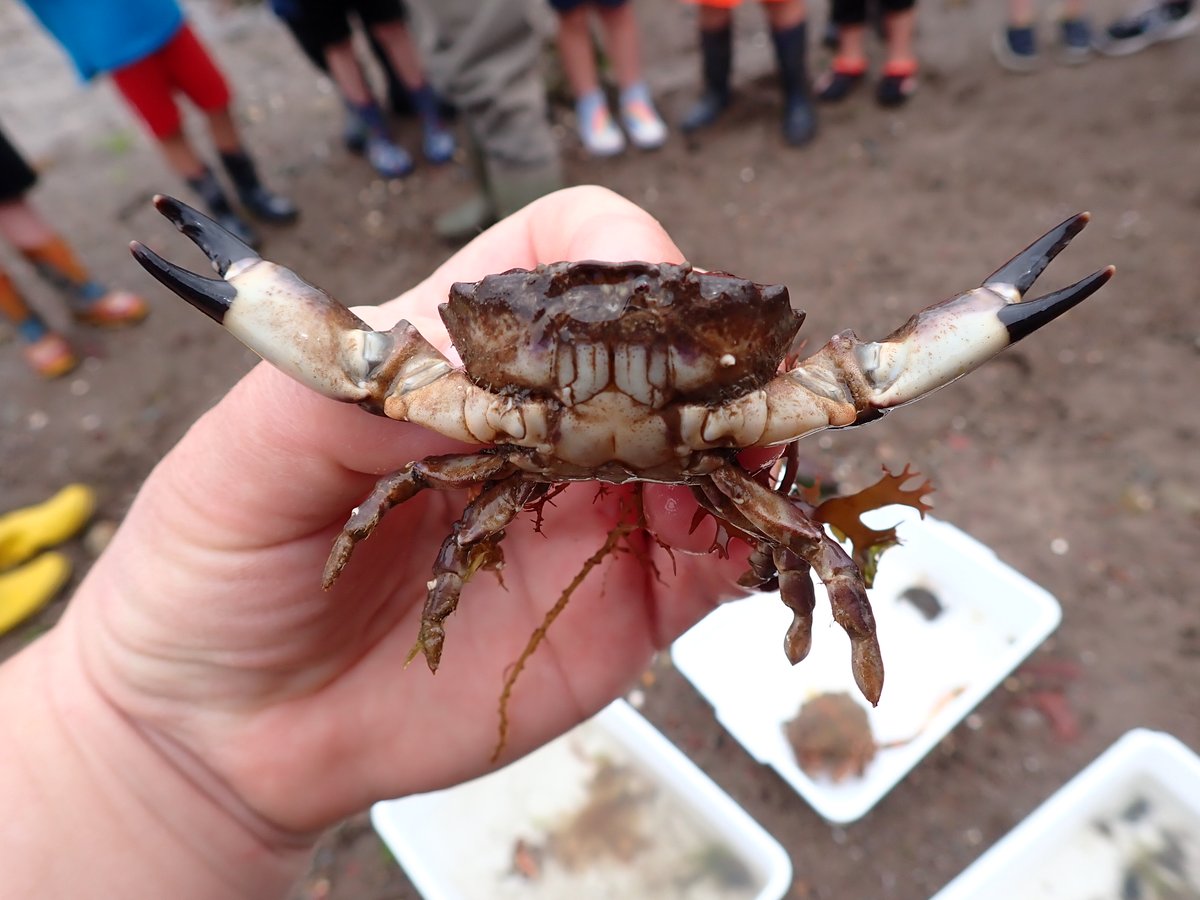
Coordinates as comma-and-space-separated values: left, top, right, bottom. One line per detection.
130, 194, 428, 405
856, 212, 1115, 414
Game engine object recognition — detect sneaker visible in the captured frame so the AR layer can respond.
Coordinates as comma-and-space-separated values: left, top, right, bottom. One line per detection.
815, 58, 868, 103
619, 96, 668, 151
21, 332, 78, 379
876, 61, 919, 107
1059, 17, 1095, 63
993, 24, 1041, 72
576, 92, 625, 157
72, 288, 149, 327
422, 125, 456, 165
1098, 0, 1198, 55
366, 135, 415, 179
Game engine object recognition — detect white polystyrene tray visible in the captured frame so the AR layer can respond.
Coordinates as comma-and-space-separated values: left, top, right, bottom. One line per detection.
934, 729, 1200, 899
371, 699, 792, 900
671, 505, 1062, 824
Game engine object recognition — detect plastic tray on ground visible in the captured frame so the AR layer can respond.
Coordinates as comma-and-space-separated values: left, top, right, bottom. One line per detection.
371, 699, 792, 900
933, 729, 1200, 898
670, 505, 1062, 824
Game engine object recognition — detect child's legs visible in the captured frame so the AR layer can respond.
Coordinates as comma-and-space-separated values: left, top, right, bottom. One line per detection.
696, 4, 735, 31
881, 0, 917, 64
0, 197, 56, 251
1008, 0, 1036, 25
763, 0, 807, 30
553, 4, 601, 98
159, 25, 240, 155
0, 198, 109, 303
324, 39, 375, 106
830, 0, 867, 57
367, 19, 429, 90
596, 1, 644, 89
1060, 0, 1086, 19
110, 48, 197, 175
0, 265, 43, 334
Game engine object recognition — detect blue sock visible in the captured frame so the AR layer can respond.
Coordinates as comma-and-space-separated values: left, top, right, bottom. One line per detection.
17, 316, 49, 343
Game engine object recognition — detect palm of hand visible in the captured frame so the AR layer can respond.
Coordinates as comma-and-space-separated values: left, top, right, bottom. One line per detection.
66, 190, 755, 834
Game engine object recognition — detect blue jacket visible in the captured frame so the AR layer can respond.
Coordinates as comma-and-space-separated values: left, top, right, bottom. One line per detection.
23, 0, 186, 81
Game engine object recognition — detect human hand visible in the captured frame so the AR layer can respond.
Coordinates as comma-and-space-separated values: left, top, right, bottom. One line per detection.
49, 187, 757, 851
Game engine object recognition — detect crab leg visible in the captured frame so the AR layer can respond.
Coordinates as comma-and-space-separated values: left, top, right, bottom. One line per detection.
751, 213, 1115, 445
323, 452, 519, 588
706, 462, 884, 705
416, 477, 548, 671
774, 547, 817, 665
130, 195, 464, 414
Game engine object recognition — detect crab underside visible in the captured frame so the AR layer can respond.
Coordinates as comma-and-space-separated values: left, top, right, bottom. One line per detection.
131, 198, 1113, 747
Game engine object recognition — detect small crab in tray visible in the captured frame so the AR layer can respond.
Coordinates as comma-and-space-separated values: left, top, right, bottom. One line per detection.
131, 197, 1112, 727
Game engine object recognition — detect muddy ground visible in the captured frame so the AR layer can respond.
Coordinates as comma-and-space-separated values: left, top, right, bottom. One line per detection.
1, 1, 1198, 897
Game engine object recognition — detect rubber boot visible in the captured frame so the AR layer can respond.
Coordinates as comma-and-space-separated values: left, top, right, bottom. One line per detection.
219, 150, 300, 224
490, 163, 564, 219
187, 167, 260, 249
434, 133, 494, 242
772, 22, 818, 146
681, 26, 733, 132
0, 484, 95, 571
0, 552, 71, 635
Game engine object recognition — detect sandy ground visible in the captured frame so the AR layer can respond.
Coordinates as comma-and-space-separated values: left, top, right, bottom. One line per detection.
1, 1, 1198, 897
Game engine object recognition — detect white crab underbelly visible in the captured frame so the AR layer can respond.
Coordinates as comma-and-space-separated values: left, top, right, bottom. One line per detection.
551, 390, 675, 470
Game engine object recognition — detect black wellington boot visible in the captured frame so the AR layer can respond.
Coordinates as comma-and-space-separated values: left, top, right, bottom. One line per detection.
186, 167, 260, 249
771, 22, 818, 147
219, 150, 299, 224
681, 26, 733, 132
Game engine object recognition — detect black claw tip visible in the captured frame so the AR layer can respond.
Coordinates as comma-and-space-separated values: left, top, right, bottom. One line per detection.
984, 212, 1092, 296
998, 264, 1114, 343
152, 194, 259, 276
130, 240, 236, 323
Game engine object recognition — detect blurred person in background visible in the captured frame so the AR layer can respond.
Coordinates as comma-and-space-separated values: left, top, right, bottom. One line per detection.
0, 125, 146, 379
815, 0, 919, 107
993, 0, 1095, 71
412, 0, 564, 241
548, 0, 668, 157
269, 0, 455, 179
679, 0, 818, 147
21, 0, 298, 248
1097, 0, 1196, 53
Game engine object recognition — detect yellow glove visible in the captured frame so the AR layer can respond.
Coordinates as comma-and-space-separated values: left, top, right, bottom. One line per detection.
0, 552, 71, 635
0, 484, 96, 571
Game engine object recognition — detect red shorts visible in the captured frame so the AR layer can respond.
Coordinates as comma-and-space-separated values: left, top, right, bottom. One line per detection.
110, 24, 231, 139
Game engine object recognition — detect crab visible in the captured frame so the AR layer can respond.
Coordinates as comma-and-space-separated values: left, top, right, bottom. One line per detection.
784, 691, 878, 783
130, 197, 1112, 711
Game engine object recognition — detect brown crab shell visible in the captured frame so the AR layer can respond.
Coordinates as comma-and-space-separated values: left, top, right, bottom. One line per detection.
440, 261, 805, 406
